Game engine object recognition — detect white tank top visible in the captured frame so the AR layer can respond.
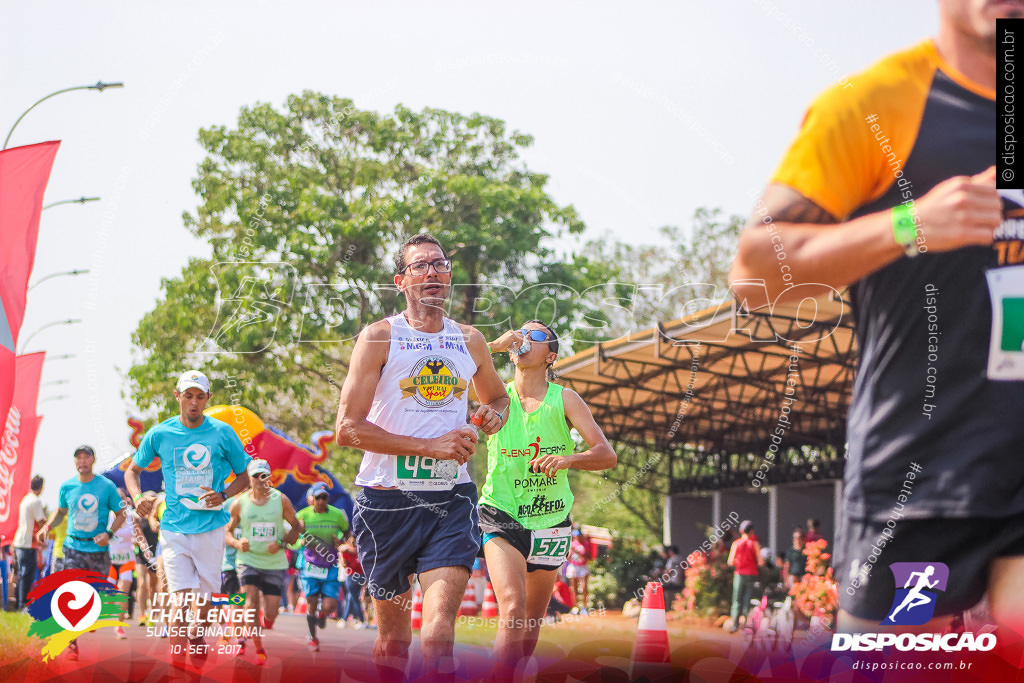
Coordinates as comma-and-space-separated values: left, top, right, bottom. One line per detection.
355, 314, 478, 490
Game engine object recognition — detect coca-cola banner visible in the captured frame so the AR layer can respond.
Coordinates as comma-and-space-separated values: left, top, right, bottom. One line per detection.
0, 352, 45, 545
0, 141, 60, 435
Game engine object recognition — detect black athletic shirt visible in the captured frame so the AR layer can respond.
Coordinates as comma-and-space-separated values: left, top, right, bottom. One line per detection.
772, 40, 1024, 522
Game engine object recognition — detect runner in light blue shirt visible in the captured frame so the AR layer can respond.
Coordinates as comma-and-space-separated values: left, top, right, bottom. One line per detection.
124, 369, 251, 669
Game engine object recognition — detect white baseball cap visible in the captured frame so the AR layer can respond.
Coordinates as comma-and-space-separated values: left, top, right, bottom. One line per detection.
247, 459, 271, 477
176, 370, 211, 393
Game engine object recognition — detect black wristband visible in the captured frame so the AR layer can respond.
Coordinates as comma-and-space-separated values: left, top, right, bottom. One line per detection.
218, 489, 227, 501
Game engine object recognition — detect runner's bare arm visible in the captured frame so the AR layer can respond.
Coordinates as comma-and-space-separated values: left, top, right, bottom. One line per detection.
730, 170, 1001, 307
529, 388, 616, 477
225, 500, 244, 550
37, 508, 68, 544
281, 496, 301, 546
109, 505, 127, 536
465, 326, 511, 436
335, 320, 476, 462
124, 462, 149, 515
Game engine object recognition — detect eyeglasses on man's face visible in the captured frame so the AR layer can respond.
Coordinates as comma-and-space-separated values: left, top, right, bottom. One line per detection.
403, 259, 452, 276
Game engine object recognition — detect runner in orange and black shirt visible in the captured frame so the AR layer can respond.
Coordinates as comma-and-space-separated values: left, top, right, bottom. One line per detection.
731, 0, 1024, 634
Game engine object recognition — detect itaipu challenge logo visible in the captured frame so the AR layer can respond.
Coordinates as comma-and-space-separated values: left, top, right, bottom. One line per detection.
26, 569, 128, 660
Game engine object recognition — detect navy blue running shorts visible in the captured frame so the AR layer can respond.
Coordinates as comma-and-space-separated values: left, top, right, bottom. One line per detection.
836, 511, 1024, 621
352, 482, 480, 601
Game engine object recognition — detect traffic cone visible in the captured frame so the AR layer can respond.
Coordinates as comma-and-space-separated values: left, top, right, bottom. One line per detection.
458, 583, 478, 617
631, 582, 671, 680
481, 582, 498, 618
410, 586, 423, 630
296, 595, 308, 615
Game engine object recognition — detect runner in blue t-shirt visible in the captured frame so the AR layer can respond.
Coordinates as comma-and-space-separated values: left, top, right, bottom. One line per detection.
124, 369, 251, 669
38, 445, 127, 661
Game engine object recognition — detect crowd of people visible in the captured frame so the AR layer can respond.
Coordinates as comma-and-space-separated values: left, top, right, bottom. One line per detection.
2, 234, 617, 678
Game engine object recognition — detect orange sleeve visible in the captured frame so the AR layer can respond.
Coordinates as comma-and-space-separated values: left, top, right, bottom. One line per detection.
771, 40, 937, 221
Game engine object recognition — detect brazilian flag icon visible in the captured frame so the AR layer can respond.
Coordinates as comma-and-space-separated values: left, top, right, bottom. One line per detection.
1001, 298, 1024, 351
229, 593, 245, 605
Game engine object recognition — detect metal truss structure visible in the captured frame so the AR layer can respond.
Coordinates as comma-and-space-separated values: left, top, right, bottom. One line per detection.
553, 290, 857, 495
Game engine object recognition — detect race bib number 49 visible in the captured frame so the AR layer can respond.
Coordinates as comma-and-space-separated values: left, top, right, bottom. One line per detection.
396, 456, 458, 491
526, 527, 572, 567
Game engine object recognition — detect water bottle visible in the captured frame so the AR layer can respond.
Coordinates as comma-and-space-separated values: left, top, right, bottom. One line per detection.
513, 339, 532, 355
466, 413, 484, 437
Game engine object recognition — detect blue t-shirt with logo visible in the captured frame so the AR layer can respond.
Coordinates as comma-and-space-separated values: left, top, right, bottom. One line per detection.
59, 475, 122, 554
133, 415, 250, 535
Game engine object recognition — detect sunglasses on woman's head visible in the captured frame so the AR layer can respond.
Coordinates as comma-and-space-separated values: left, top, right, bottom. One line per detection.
518, 329, 550, 343
254, 473, 270, 480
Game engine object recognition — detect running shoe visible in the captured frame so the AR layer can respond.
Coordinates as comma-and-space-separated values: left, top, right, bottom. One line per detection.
337, 619, 348, 629
115, 626, 127, 640
238, 638, 246, 655
307, 636, 320, 652
256, 648, 268, 666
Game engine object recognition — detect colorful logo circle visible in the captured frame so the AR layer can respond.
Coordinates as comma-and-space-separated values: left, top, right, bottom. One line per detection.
51, 581, 102, 631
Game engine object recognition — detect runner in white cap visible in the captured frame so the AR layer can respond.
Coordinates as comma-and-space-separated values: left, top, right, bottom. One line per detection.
124, 369, 251, 669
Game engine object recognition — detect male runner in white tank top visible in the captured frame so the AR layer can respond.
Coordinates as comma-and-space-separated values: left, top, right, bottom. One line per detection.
336, 233, 510, 680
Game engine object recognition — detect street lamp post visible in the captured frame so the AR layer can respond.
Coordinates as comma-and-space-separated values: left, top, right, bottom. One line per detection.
43, 196, 100, 211
28, 269, 91, 293
3, 81, 125, 149
18, 319, 83, 354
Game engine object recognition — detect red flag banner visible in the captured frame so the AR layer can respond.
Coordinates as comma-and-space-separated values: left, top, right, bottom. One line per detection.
0, 141, 60, 434
0, 352, 46, 545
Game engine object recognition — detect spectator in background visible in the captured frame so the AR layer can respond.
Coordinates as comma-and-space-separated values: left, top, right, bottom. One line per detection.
726, 520, 763, 632
805, 519, 822, 544
48, 516, 68, 574
784, 528, 808, 589
661, 545, 685, 604
13, 475, 46, 610
566, 527, 592, 614
548, 577, 574, 620
339, 535, 370, 629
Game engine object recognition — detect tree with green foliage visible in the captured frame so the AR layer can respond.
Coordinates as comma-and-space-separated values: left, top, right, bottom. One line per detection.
127, 92, 617, 440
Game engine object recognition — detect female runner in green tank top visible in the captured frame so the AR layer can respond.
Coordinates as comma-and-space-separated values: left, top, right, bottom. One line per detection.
480, 320, 616, 672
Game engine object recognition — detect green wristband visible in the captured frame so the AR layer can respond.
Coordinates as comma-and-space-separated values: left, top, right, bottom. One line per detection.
133, 492, 143, 502
892, 205, 919, 257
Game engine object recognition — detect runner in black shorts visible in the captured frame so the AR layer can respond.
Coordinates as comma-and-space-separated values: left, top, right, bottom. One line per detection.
730, 0, 1024, 634
336, 234, 510, 680
480, 322, 615, 671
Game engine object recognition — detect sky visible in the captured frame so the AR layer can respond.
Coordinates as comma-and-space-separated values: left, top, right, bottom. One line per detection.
1, 1, 939, 509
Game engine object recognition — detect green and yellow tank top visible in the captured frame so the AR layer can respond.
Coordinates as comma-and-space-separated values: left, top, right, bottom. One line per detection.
480, 381, 576, 530
236, 489, 288, 571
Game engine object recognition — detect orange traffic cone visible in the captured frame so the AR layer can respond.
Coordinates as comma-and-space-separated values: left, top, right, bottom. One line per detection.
481, 582, 498, 618
631, 582, 671, 680
296, 596, 308, 615
457, 583, 478, 617
410, 585, 423, 630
